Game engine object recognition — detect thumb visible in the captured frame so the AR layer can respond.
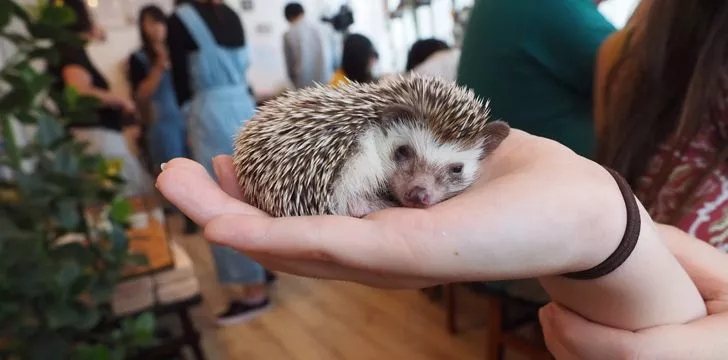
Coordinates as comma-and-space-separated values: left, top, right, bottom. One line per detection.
156, 158, 264, 226
539, 303, 638, 360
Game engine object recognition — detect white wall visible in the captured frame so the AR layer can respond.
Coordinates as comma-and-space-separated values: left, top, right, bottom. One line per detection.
82, 0, 341, 100
1, 0, 642, 104
599, 0, 641, 28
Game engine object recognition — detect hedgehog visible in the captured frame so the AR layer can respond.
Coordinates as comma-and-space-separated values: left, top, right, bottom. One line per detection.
232, 73, 510, 218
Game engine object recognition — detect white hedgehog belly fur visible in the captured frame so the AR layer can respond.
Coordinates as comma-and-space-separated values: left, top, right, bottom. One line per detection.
330, 121, 484, 217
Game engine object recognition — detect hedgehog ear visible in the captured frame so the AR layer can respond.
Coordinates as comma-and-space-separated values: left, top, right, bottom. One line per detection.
480, 120, 511, 157
380, 104, 421, 123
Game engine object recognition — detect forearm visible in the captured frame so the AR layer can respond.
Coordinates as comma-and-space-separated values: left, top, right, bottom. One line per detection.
135, 64, 165, 100
73, 84, 120, 108
540, 202, 706, 331
427, 133, 705, 330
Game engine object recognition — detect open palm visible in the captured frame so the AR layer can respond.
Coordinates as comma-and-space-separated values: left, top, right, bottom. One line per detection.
156, 129, 705, 331
156, 130, 623, 287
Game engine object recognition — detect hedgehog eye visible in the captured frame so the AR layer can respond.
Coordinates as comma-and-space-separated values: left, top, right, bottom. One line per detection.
449, 163, 464, 175
394, 145, 414, 162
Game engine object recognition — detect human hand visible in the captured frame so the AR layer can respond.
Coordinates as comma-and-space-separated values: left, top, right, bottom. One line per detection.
123, 125, 141, 141
155, 130, 628, 288
153, 44, 170, 70
539, 224, 728, 360
111, 95, 136, 115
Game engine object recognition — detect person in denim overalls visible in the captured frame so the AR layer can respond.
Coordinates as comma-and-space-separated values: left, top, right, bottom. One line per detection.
128, 5, 194, 232
128, 6, 187, 173
167, 0, 273, 325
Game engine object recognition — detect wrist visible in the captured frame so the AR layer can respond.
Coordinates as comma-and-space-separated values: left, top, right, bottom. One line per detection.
152, 61, 166, 72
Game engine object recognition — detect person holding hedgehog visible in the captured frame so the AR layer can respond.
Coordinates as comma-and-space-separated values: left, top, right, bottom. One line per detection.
154, 73, 724, 357
156, 122, 728, 357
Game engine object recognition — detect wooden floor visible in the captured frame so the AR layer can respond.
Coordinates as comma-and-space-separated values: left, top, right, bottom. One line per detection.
168, 217, 531, 360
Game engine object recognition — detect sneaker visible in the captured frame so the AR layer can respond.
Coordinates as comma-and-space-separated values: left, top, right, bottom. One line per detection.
265, 270, 278, 286
216, 298, 272, 326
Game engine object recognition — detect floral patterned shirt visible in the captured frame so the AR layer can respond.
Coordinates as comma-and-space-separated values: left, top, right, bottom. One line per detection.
635, 83, 728, 252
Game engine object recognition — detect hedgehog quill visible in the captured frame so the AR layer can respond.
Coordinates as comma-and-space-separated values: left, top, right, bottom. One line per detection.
232, 74, 510, 218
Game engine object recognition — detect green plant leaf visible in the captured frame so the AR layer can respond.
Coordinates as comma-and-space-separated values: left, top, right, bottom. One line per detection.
53, 143, 79, 176
30, 333, 70, 360
46, 303, 80, 329
63, 85, 80, 108
28, 46, 60, 64
134, 312, 155, 334
75, 306, 101, 331
9, 0, 31, 24
15, 112, 35, 124
16, 171, 63, 199
129, 312, 156, 348
55, 260, 81, 288
88, 277, 114, 305
72, 344, 110, 360
56, 198, 81, 230
109, 197, 132, 224
1, 116, 20, 169
0, 0, 13, 30
52, 242, 92, 265
39, 3, 76, 26
1, 31, 30, 44
35, 114, 64, 146
110, 225, 128, 254
28, 72, 54, 95
0, 302, 21, 318
0, 87, 33, 114
109, 347, 126, 360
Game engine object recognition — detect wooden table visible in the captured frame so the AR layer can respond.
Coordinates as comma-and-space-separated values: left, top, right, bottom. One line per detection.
121, 195, 175, 279
83, 194, 175, 279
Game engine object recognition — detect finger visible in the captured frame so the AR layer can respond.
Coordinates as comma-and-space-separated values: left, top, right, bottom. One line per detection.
212, 155, 246, 201
204, 212, 436, 277
657, 224, 728, 307
539, 303, 638, 360
155, 158, 265, 226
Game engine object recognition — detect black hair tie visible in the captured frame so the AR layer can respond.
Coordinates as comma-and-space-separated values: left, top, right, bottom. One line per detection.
562, 167, 641, 280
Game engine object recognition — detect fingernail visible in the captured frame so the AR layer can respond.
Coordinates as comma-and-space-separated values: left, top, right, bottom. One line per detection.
160, 162, 167, 171
538, 305, 552, 322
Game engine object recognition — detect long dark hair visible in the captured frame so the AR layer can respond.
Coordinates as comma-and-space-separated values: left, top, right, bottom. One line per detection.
406, 38, 449, 72
341, 33, 378, 83
598, 1, 728, 187
137, 5, 166, 63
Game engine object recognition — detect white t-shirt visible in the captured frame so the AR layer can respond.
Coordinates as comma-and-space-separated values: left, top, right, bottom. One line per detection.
411, 49, 461, 83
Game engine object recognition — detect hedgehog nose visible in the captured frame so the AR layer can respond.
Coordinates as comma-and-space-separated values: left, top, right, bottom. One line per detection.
406, 186, 430, 206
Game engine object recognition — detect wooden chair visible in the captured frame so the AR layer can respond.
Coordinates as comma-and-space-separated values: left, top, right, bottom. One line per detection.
444, 281, 553, 360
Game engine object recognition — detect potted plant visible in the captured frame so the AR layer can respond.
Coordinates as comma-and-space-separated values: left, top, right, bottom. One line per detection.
0, 0, 155, 359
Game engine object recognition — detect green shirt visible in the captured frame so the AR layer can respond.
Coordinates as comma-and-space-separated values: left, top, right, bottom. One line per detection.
457, 0, 615, 158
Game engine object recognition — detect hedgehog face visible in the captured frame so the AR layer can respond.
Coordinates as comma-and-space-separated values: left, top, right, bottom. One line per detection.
379, 123, 483, 209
